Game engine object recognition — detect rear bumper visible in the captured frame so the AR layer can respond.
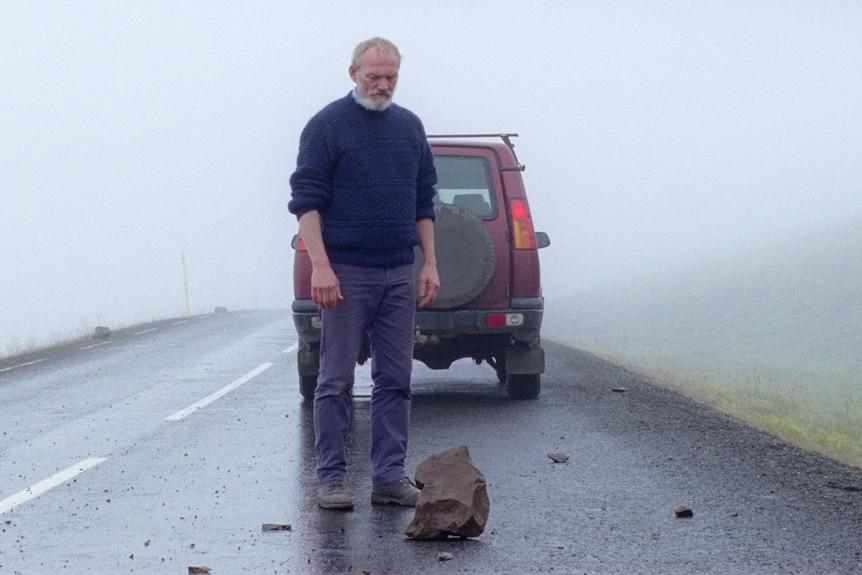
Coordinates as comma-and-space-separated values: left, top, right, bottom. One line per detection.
414, 298, 543, 344
291, 297, 543, 345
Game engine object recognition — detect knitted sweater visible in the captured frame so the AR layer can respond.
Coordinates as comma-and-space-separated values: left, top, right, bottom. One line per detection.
288, 93, 438, 268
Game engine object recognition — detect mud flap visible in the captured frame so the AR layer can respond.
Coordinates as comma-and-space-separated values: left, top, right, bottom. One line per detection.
504, 345, 545, 375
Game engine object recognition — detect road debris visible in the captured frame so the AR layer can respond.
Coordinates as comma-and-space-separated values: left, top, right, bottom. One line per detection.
548, 452, 570, 463
674, 506, 694, 518
826, 482, 862, 492
188, 567, 212, 574
261, 523, 292, 532
93, 326, 112, 339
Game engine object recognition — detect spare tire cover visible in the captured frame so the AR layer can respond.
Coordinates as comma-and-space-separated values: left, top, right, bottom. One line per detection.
413, 203, 496, 309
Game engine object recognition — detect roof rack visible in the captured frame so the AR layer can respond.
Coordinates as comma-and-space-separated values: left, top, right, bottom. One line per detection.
426, 133, 525, 172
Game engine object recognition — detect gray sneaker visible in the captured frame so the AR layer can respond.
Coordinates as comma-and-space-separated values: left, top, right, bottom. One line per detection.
317, 479, 354, 510
371, 477, 421, 506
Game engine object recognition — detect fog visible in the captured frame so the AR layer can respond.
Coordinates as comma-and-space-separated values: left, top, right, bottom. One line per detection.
3, 1, 861, 364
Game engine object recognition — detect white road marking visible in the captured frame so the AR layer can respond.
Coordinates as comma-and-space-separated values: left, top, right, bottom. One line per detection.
0, 358, 47, 373
80, 341, 112, 350
283, 343, 299, 354
166, 363, 273, 421
171, 320, 188, 325
0, 458, 106, 515
133, 328, 158, 336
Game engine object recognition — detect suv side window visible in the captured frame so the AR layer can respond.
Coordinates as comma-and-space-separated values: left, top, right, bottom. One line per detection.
432, 155, 496, 219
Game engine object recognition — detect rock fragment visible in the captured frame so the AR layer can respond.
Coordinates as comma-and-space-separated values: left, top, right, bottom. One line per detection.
438, 552, 454, 561
261, 523, 292, 532
405, 445, 489, 540
188, 567, 211, 574
674, 506, 694, 518
548, 452, 569, 463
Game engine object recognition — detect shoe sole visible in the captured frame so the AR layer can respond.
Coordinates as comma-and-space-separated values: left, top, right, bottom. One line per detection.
370, 493, 417, 506
319, 499, 354, 510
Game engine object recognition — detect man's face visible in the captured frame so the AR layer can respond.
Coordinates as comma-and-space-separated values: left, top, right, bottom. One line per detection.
349, 48, 400, 111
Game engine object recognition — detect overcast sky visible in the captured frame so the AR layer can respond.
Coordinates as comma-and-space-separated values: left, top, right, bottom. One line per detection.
1, 1, 860, 354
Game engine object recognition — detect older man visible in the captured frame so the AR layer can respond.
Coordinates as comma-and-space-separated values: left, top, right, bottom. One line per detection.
288, 37, 439, 510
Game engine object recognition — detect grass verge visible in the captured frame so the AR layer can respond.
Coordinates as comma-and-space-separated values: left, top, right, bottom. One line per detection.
615, 357, 862, 470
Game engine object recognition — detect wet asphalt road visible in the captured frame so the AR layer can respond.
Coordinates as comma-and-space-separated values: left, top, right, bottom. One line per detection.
1, 309, 860, 574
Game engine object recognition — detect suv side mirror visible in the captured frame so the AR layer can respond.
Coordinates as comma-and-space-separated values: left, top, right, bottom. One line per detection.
535, 231, 550, 249
291, 234, 300, 250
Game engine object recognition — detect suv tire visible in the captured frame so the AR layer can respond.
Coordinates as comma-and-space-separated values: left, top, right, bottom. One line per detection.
300, 374, 317, 401
297, 341, 320, 401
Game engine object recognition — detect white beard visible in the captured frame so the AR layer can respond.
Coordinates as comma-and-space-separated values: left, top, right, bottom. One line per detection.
358, 93, 393, 112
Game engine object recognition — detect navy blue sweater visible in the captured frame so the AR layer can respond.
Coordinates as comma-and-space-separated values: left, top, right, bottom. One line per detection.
289, 93, 438, 268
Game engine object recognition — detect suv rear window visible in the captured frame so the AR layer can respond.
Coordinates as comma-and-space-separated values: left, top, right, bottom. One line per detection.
433, 155, 496, 219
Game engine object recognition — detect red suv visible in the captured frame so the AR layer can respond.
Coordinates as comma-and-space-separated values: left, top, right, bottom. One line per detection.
291, 134, 550, 400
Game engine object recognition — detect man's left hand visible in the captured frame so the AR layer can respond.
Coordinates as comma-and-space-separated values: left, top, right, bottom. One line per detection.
416, 263, 440, 308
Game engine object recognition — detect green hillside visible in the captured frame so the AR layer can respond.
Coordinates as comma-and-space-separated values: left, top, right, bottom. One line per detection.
546, 218, 862, 468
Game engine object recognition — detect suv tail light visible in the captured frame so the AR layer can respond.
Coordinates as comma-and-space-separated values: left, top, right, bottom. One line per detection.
485, 313, 524, 327
294, 235, 307, 251
509, 199, 536, 249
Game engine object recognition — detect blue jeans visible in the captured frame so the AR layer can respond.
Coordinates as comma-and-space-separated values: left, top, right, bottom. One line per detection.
314, 263, 415, 486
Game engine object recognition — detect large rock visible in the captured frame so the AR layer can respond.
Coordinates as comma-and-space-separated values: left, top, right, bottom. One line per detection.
405, 445, 490, 540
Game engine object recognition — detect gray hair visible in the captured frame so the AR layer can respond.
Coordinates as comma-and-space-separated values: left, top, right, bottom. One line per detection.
351, 37, 401, 69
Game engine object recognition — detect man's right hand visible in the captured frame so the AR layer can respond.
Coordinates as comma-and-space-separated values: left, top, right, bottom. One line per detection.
298, 210, 342, 308
311, 264, 343, 309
